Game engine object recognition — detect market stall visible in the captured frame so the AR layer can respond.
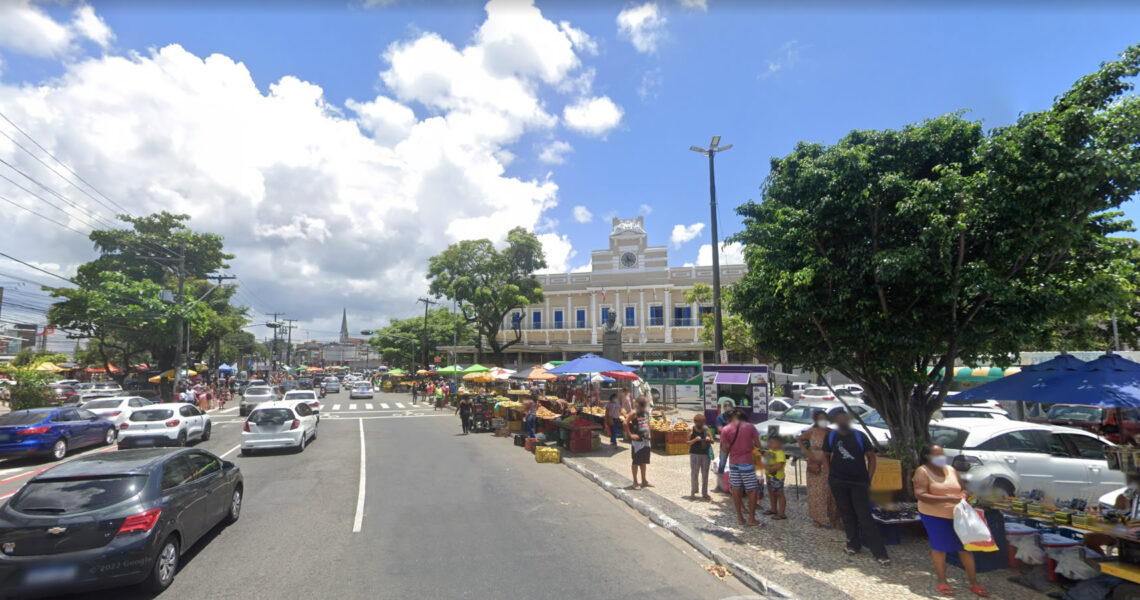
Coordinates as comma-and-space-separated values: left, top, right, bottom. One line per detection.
701, 364, 770, 425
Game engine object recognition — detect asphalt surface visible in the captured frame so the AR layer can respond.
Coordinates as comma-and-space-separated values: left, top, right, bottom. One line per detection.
0, 393, 756, 599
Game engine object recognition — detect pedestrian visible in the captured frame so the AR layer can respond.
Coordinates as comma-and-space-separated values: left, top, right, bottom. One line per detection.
797, 410, 843, 529
713, 398, 734, 440
434, 385, 444, 411
822, 411, 890, 566
456, 395, 473, 435
604, 393, 622, 446
687, 413, 713, 500
524, 396, 537, 439
412, 383, 419, 405
623, 398, 653, 490
763, 436, 787, 519
914, 444, 988, 596
720, 409, 762, 527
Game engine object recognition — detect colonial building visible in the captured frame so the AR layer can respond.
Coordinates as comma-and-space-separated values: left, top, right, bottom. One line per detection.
450, 217, 747, 367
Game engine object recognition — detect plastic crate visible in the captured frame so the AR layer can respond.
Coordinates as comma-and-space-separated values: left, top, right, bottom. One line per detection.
524, 438, 538, 452
569, 438, 591, 454
508, 420, 522, 432
535, 447, 560, 463
665, 443, 689, 455
514, 434, 526, 447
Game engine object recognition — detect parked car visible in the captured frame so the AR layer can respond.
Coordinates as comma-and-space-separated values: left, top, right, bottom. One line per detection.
118, 404, 211, 449
79, 396, 154, 427
54, 379, 81, 387
241, 401, 318, 455
323, 378, 341, 393
240, 386, 279, 416
833, 383, 865, 397
349, 382, 374, 400
756, 399, 875, 442
930, 418, 1123, 502
76, 382, 123, 394
799, 386, 838, 402
297, 377, 314, 390
933, 405, 1011, 421
0, 448, 243, 595
0, 408, 118, 461
766, 397, 793, 415
50, 384, 79, 405
1028, 404, 1140, 445
283, 390, 321, 418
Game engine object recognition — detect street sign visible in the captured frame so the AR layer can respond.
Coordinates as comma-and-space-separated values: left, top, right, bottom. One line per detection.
433, 356, 442, 363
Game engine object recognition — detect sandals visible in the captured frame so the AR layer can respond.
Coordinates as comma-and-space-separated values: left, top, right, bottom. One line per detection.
936, 583, 954, 596
970, 585, 990, 597
763, 510, 777, 516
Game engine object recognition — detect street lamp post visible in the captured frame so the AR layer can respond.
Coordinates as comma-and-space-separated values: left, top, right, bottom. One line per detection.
690, 136, 732, 362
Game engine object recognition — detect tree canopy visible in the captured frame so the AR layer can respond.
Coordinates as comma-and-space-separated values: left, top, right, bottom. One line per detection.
730, 45, 1140, 469
426, 227, 546, 361
368, 307, 476, 370
683, 283, 768, 363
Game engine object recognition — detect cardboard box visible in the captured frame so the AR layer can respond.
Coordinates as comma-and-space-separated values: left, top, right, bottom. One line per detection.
870, 457, 903, 492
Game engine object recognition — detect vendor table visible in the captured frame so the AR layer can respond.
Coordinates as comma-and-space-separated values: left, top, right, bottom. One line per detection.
1101, 561, 1140, 584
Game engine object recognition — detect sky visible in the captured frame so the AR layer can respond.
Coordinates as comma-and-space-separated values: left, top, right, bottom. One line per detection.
0, 0, 1137, 344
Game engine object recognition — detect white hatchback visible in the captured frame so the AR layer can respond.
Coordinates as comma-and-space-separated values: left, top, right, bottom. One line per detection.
118, 403, 212, 448
241, 401, 318, 455
79, 396, 152, 427
283, 390, 321, 418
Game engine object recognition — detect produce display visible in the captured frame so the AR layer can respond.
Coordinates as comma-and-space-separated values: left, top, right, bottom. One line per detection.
535, 406, 559, 419
649, 419, 690, 432
580, 406, 606, 417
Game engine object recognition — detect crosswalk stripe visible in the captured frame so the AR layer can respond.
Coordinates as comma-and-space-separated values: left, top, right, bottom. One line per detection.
396, 402, 406, 408
365, 403, 374, 410
381, 403, 390, 409
332, 404, 341, 411
349, 404, 357, 410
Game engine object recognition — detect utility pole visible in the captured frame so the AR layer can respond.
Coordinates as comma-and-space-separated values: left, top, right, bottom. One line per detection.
207, 274, 236, 372
284, 319, 297, 366
266, 312, 284, 375
416, 297, 438, 372
171, 243, 187, 396
690, 136, 733, 362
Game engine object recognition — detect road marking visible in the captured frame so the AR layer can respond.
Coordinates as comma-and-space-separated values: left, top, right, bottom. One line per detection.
219, 444, 241, 459
380, 403, 390, 409
210, 407, 239, 414
396, 402, 406, 408
365, 403, 374, 410
332, 404, 341, 411
0, 467, 50, 486
352, 418, 366, 534
349, 403, 357, 410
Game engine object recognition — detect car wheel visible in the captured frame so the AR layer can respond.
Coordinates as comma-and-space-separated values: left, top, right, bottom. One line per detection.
224, 486, 242, 525
993, 479, 1015, 498
296, 434, 306, 453
240, 448, 253, 457
143, 535, 180, 593
201, 423, 212, 441
103, 427, 117, 446
176, 431, 187, 447
50, 438, 68, 461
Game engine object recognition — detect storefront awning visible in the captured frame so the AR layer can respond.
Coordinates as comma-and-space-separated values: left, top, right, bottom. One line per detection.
713, 372, 750, 385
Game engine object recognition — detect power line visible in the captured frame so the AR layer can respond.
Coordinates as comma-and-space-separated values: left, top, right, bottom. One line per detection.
0, 156, 121, 229
0, 191, 91, 236
0, 252, 75, 285
0, 170, 109, 232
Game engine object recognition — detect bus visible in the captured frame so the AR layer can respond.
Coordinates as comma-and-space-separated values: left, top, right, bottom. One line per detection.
627, 360, 704, 401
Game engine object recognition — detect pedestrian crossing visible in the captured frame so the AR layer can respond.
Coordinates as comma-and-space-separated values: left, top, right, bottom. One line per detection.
323, 401, 430, 413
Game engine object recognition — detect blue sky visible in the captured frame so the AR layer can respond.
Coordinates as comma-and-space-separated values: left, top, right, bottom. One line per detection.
1, 1, 1138, 337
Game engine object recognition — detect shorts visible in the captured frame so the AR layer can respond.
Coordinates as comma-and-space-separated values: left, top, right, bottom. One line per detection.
728, 463, 761, 492
766, 477, 785, 492
633, 446, 651, 465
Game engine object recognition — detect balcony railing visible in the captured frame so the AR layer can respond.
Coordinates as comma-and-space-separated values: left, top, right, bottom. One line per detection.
648, 317, 663, 326
672, 318, 693, 327
575, 320, 586, 329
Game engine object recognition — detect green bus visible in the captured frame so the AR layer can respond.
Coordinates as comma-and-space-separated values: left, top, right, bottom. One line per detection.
628, 360, 704, 399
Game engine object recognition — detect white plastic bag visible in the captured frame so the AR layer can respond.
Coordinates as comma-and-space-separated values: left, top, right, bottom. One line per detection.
1010, 535, 1046, 565
952, 500, 993, 545
1054, 547, 1099, 581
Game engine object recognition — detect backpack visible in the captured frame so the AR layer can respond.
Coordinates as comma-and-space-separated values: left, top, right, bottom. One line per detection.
827, 429, 866, 453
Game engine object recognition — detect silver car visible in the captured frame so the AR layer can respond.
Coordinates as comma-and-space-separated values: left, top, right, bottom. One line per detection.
349, 383, 373, 400
240, 386, 279, 416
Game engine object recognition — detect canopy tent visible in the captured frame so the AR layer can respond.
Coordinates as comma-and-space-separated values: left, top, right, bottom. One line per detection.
34, 362, 63, 372
488, 367, 515, 380
388, 368, 408, 376
148, 369, 198, 383
85, 363, 122, 374
307, 367, 324, 372
589, 373, 615, 383
547, 353, 633, 375
713, 371, 751, 385
416, 369, 432, 376
602, 371, 639, 381
952, 354, 1087, 403
436, 365, 464, 374
217, 364, 236, 373
512, 365, 557, 381
1022, 354, 1140, 408
461, 364, 490, 374
464, 371, 496, 383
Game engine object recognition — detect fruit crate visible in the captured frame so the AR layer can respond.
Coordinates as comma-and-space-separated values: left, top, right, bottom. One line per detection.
507, 420, 522, 432
664, 442, 688, 455
535, 447, 560, 463
663, 431, 690, 445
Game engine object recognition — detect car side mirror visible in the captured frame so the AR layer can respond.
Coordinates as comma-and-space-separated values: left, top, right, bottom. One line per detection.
223, 460, 235, 470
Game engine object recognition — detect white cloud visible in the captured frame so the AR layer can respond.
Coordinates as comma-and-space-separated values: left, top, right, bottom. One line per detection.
572, 205, 593, 223
0, 1, 603, 338
539, 140, 573, 164
617, 3, 667, 54
670, 222, 705, 248
694, 241, 745, 266
0, 2, 114, 57
536, 232, 577, 274
71, 5, 114, 49
559, 21, 598, 56
762, 40, 803, 79
563, 96, 623, 137
638, 67, 663, 101
638, 203, 653, 215
679, 0, 708, 10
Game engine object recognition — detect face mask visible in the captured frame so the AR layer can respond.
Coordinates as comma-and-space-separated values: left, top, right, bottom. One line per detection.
815, 420, 828, 428
930, 455, 949, 468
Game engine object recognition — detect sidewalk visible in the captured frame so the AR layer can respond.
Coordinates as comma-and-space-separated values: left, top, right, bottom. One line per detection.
560, 443, 1052, 600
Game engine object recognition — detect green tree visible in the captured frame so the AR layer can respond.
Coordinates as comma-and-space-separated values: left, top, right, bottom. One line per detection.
731, 46, 1140, 474
368, 308, 476, 370
1, 366, 56, 410
11, 349, 68, 367
427, 227, 546, 363
683, 283, 769, 363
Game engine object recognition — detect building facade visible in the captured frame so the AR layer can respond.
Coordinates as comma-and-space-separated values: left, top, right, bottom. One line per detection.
454, 217, 747, 367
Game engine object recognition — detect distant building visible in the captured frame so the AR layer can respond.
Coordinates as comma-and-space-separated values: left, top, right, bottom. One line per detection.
293, 309, 376, 369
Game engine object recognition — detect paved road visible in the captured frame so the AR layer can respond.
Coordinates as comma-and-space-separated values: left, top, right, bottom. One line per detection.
0, 392, 755, 599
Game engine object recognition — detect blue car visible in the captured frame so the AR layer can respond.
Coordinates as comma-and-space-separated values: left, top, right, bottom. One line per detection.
0, 408, 118, 462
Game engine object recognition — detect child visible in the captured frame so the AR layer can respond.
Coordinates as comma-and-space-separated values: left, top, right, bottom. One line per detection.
764, 437, 788, 520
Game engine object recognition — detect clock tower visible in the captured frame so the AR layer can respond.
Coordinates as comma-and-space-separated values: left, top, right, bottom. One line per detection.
590, 216, 667, 273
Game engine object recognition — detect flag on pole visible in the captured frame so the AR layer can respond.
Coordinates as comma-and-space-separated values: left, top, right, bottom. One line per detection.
36, 326, 55, 337
601, 287, 606, 302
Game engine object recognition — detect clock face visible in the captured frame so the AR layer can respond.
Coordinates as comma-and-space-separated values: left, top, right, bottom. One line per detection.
620, 252, 637, 268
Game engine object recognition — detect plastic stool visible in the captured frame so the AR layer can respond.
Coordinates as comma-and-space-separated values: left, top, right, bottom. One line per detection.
1041, 533, 1079, 582
1004, 522, 1038, 568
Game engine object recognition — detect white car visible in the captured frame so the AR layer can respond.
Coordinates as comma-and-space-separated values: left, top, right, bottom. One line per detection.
241, 386, 279, 416
788, 382, 809, 399
799, 386, 838, 402
930, 418, 1123, 502
118, 403, 212, 448
767, 397, 794, 415
757, 400, 878, 442
934, 405, 1011, 420
349, 383, 374, 399
78, 396, 152, 427
55, 379, 81, 387
283, 390, 321, 417
833, 383, 865, 397
241, 401, 318, 455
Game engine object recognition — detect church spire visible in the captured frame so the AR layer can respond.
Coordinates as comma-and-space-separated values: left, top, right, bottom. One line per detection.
339, 308, 349, 343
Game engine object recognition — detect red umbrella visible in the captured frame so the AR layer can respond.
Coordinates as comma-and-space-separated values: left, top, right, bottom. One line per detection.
602, 371, 639, 381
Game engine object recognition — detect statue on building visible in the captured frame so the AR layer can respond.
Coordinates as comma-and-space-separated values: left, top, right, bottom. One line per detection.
602, 311, 623, 362
604, 310, 622, 333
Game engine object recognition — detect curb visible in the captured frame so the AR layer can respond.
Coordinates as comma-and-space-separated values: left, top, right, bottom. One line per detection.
562, 457, 795, 599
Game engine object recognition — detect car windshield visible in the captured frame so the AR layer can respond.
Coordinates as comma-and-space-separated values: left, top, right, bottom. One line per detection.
82, 399, 123, 409
130, 409, 174, 422
777, 406, 815, 424
0, 412, 49, 426
11, 475, 147, 514
247, 387, 272, 395
929, 425, 970, 449
287, 392, 317, 399
860, 410, 887, 428
1047, 405, 1106, 422
250, 408, 295, 424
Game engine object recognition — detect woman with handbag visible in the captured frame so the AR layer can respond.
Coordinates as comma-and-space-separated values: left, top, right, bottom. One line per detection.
797, 409, 842, 529
687, 413, 713, 500
914, 444, 989, 597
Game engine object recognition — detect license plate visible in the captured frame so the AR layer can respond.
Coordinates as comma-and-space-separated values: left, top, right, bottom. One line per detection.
26, 563, 77, 585
0, 433, 11, 443
134, 438, 155, 447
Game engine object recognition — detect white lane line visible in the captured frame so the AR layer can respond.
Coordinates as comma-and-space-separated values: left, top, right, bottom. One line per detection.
380, 403, 390, 409
349, 403, 357, 410
219, 444, 241, 459
352, 418, 366, 534
332, 404, 341, 411
210, 407, 239, 414
396, 402, 406, 409
365, 403, 374, 410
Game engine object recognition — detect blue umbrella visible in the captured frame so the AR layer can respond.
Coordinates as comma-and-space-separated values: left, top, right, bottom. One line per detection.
547, 353, 634, 374
217, 363, 236, 373
950, 354, 1086, 403
1028, 354, 1140, 408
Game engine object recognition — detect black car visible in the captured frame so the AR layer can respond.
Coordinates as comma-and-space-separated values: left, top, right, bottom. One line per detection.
297, 377, 313, 390
0, 448, 243, 597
